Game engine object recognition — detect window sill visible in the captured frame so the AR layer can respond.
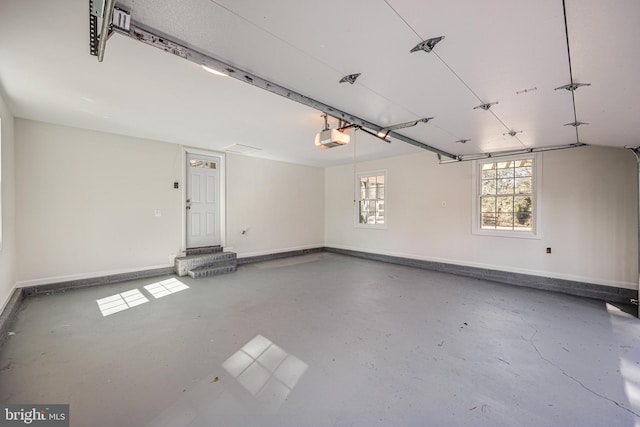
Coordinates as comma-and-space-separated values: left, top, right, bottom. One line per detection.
355, 224, 387, 230
472, 228, 541, 239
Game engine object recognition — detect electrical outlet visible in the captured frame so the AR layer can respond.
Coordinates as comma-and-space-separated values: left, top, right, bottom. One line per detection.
154, 209, 162, 217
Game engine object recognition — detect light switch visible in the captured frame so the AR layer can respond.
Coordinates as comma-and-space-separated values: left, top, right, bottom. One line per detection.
154, 209, 162, 217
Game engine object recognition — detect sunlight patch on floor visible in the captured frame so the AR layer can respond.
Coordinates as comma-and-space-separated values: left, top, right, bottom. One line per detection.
144, 278, 189, 299
96, 289, 149, 316
606, 303, 640, 423
222, 335, 308, 413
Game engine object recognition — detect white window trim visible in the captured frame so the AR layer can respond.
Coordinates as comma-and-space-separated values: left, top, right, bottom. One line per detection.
355, 169, 387, 229
471, 153, 542, 239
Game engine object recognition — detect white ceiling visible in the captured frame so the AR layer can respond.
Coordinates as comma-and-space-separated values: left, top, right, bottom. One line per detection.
0, 0, 639, 167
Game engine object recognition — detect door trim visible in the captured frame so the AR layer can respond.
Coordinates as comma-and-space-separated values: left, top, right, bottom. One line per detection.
182, 147, 226, 251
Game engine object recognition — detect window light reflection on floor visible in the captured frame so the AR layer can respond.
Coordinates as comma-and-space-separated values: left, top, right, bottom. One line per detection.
96, 289, 149, 317
606, 303, 640, 420
222, 335, 308, 413
144, 278, 189, 299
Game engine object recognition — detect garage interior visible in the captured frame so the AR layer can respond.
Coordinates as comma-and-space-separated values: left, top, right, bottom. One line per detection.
0, 1, 639, 426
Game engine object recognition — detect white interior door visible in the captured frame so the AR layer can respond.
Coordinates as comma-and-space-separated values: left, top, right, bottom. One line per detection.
186, 153, 221, 248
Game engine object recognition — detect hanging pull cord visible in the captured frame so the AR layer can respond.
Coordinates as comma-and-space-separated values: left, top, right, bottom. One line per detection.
353, 128, 358, 205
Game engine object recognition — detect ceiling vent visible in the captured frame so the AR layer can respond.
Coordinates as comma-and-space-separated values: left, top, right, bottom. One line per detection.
224, 144, 262, 154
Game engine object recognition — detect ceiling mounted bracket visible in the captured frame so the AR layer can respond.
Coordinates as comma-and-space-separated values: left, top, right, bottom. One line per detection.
439, 143, 587, 164
88, 0, 117, 61
339, 73, 361, 84
115, 18, 457, 160
455, 139, 470, 144
377, 117, 433, 139
90, 0, 104, 17
564, 121, 588, 127
354, 125, 392, 143
321, 113, 329, 131
554, 82, 591, 91
336, 120, 391, 143
626, 146, 640, 159
503, 130, 523, 137
410, 36, 445, 53
111, 6, 131, 34
89, 2, 99, 56
473, 101, 498, 111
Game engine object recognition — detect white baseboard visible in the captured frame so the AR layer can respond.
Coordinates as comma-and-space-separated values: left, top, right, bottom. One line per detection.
236, 244, 324, 259
0, 285, 18, 315
327, 244, 637, 290
15, 264, 174, 288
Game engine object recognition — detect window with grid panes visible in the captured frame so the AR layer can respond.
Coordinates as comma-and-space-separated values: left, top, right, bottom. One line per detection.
357, 172, 385, 226
477, 156, 538, 234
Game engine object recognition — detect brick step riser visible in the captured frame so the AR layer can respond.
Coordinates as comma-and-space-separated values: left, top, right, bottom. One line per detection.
175, 252, 237, 277
186, 246, 223, 255
188, 266, 237, 279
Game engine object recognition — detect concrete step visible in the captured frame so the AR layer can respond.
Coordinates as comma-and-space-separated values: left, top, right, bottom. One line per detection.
188, 265, 237, 279
175, 252, 237, 277
186, 246, 223, 256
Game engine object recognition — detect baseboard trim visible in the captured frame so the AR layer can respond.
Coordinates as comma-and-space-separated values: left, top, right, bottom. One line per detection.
0, 288, 23, 349
325, 247, 638, 304
237, 247, 324, 265
21, 266, 175, 297
3, 246, 636, 337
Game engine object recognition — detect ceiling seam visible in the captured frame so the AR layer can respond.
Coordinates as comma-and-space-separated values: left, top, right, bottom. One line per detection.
383, 0, 528, 148
118, 18, 458, 159
434, 50, 527, 149
561, 0, 581, 144
206, 0, 343, 77
383, 0, 422, 40
208, 0, 425, 126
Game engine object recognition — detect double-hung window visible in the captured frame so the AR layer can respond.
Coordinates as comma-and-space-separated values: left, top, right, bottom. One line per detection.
357, 171, 386, 227
472, 154, 541, 238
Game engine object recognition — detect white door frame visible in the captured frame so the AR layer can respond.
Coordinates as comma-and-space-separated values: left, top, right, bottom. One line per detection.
182, 147, 226, 251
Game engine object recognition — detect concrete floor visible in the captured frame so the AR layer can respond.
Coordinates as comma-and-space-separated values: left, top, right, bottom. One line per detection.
1, 252, 639, 427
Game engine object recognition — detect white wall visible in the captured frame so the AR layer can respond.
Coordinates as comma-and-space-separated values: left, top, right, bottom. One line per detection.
325, 146, 638, 289
0, 90, 16, 310
12, 117, 635, 290
226, 154, 324, 258
14, 120, 325, 284
15, 120, 183, 284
